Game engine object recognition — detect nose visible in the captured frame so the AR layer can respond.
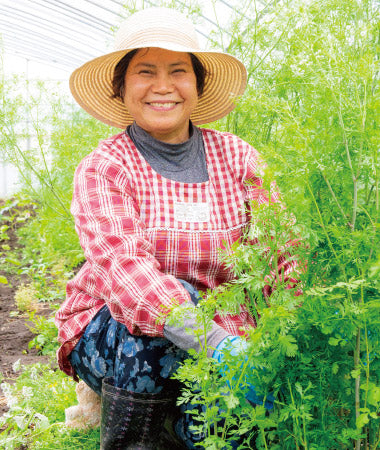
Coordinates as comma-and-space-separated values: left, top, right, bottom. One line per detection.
152, 71, 174, 93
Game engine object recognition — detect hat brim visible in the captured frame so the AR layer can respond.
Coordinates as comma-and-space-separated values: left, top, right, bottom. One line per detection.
69, 47, 247, 129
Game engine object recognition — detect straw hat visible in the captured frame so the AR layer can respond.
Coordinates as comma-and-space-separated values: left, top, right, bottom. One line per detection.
69, 7, 247, 129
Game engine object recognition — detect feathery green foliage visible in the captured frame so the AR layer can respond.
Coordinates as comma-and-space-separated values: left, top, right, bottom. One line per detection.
169, 0, 380, 448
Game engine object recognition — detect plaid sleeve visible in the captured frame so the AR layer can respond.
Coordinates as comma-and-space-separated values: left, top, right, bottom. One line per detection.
71, 152, 191, 337
242, 145, 303, 298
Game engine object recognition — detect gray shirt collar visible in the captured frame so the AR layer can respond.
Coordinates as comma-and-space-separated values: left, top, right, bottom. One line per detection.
127, 121, 209, 183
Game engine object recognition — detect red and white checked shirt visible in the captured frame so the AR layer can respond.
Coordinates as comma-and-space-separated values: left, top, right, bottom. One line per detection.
55, 128, 298, 377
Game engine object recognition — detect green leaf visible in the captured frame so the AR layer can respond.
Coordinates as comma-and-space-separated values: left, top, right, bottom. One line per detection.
365, 383, 380, 407
278, 334, 298, 357
356, 413, 369, 429
0, 275, 8, 284
224, 393, 240, 409
351, 369, 361, 379
5, 257, 21, 266
328, 337, 340, 346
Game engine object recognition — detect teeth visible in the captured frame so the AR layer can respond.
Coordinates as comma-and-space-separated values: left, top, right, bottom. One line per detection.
149, 102, 176, 107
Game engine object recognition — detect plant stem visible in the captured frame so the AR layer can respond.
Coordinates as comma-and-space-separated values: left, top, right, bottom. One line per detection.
337, 96, 358, 230
306, 182, 347, 282
1, 122, 72, 219
361, 285, 370, 413
354, 327, 361, 450
352, 177, 358, 231
246, 19, 291, 83
288, 380, 302, 448
373, 427, 380, 449
261, 427, 269, 450
318, 168, 349, 224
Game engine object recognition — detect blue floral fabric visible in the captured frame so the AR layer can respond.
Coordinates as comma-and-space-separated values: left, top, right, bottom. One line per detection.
69, 304, 187, 395
69, 279, 208, 448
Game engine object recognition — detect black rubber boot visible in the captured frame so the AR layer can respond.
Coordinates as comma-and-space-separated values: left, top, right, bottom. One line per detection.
100, 377, 186, 450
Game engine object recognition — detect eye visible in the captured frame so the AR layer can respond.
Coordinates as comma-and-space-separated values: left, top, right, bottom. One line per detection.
172, 68, 186, 74
138, 69, 153, 75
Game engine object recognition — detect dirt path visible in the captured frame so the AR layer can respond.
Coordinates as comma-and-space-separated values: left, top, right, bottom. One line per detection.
0, 201, 51, 414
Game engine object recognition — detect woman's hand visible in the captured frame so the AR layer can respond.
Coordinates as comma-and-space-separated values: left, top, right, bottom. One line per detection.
212, 336, 274, 409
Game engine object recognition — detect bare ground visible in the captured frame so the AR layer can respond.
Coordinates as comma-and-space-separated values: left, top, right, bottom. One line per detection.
0, 201, 52, 415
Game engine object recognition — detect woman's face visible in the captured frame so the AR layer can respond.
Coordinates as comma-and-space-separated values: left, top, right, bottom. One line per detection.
123, 48, 198, 144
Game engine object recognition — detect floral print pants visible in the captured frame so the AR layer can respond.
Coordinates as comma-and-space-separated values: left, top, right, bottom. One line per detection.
69, 279, 205, 448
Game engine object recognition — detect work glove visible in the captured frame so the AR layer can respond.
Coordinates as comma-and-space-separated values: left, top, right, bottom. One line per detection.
212, 336, 274, 409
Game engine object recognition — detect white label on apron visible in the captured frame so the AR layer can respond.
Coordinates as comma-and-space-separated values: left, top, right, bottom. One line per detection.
174, 202, 210, 223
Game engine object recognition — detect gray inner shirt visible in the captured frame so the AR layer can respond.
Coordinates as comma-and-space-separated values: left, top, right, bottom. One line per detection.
126, 122, 230, 355
127, 121, 209, 183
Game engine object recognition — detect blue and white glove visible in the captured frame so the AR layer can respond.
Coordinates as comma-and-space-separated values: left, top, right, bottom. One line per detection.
212, 336, 274, 410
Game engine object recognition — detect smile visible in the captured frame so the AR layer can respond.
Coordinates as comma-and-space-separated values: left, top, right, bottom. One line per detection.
148, 102, 178, 108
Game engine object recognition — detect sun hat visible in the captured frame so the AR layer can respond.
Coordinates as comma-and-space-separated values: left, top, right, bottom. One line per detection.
69, 7, 247, 129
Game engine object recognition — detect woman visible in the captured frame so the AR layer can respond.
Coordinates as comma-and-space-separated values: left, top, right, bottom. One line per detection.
55, 7, 299, 449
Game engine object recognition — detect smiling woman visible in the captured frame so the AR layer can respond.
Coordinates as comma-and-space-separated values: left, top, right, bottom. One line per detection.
55, 6, 301, 450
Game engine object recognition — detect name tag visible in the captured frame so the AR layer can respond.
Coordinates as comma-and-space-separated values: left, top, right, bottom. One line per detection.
174, 202, 210, 223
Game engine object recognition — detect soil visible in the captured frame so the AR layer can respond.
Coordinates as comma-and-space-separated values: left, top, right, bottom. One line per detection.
0, 201, 52, 415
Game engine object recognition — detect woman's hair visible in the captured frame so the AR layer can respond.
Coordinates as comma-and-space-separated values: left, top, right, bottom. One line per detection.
111, 49, 207, 100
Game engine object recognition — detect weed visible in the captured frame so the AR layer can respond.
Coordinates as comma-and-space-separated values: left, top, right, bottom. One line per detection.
14, 283, 39, 313
0, 363, 100, 450
27, 311, 60, 357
